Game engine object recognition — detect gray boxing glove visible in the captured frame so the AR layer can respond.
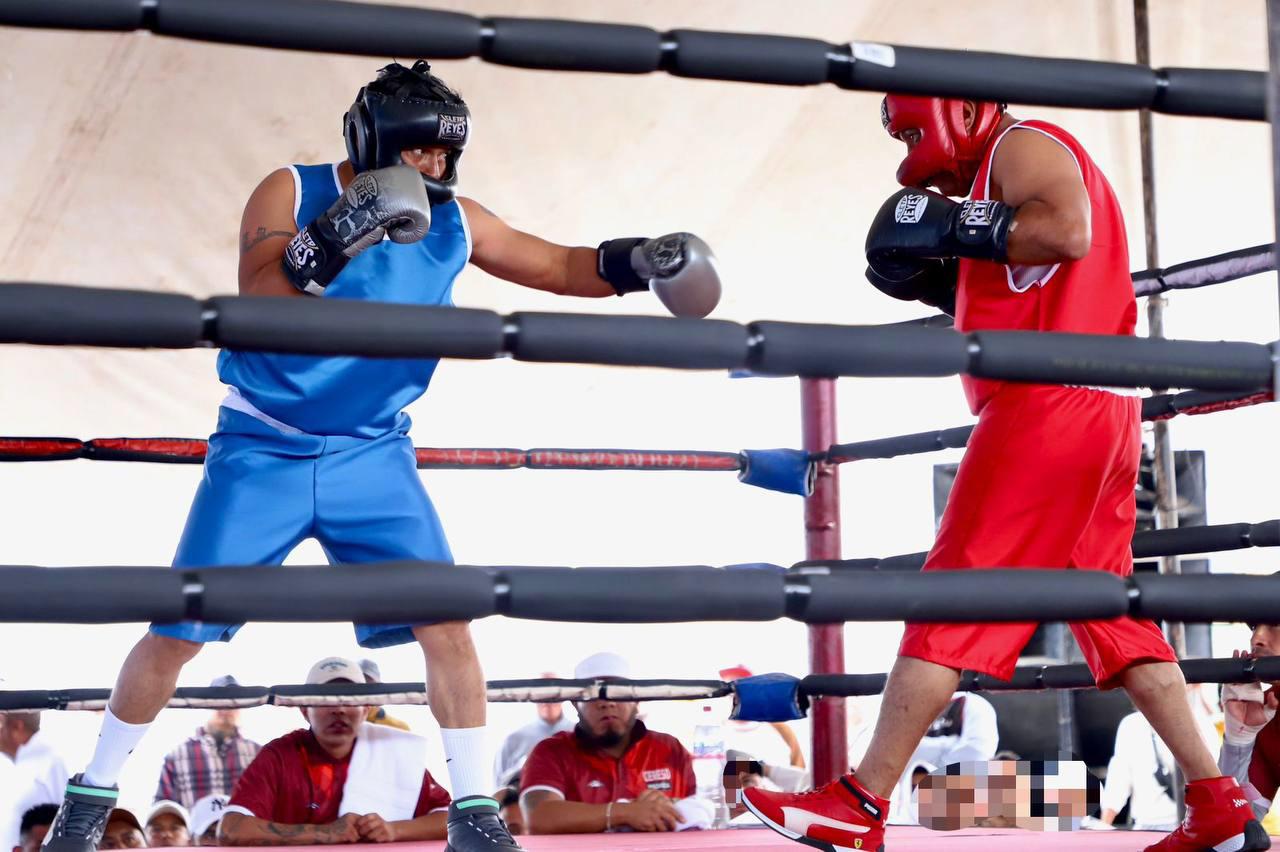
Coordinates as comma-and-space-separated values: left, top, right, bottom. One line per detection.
597, 233, 722, 318
282, 164, 431, 295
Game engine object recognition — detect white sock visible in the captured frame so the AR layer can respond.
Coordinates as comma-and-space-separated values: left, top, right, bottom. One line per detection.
440, 726, 492, 799
82, 707, 151, 788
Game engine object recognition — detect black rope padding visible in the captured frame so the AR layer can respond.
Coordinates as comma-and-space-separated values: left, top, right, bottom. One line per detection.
180, 570, 203, 622
3, 563, 1277, 625
0, 678, 731, 712
2, 660, 1273, 712
1133, 243, 1276, 297
796, 519, 1280, 573
1, 284, 1273, 392
0, 1, 1266, 120
897, 242, 1279, 328
800, 656, 1280, 698
827, 387, 1271, 463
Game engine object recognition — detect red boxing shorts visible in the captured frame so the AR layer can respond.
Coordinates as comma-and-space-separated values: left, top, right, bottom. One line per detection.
899, 383, 1176, 689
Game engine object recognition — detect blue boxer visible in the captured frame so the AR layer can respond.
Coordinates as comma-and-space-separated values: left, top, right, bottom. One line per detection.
151, 162, 468, 648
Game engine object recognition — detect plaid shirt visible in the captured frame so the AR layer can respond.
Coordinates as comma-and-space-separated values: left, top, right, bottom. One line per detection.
154, 726, 262, 809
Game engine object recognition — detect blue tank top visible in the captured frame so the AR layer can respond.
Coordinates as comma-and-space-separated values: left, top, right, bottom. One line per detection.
218, 163, 470, 438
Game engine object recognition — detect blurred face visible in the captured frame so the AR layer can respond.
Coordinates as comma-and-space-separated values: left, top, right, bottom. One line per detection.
537, 702, 563, 725
305, 700, 365, 758
146, 813, 190, 848
197, 825, 219, 847
19, 823, 50, 852
1253, 624, 1280, 661
99, 820, 146, 850
400, 146, 450, 181
208, 709, 239, 734
576, 699, 637, 748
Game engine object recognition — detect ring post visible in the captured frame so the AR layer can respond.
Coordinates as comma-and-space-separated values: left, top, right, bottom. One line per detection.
802, 377, 847, 786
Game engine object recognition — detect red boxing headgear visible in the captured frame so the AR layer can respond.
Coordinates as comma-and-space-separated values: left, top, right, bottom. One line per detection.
880, 95, 1005, 189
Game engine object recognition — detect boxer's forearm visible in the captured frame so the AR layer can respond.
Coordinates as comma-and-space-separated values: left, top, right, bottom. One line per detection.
1004, 199, 1091, 266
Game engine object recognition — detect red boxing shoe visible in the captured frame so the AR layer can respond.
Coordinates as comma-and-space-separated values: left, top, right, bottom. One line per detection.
742, 773, 888, 852
1144, 776, 1271, 852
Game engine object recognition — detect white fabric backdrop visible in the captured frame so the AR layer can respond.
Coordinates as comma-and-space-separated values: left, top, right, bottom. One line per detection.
0, 0, 1273, 816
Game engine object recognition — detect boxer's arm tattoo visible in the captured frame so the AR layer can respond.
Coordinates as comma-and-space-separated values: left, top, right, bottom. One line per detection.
240, 227, 295, 254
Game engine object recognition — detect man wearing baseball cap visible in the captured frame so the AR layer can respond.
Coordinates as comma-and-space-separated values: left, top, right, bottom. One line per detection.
143, 801, 190, 848
97, 809, 145, 850
188, 796, 226, 847
219, 657, 451, 845
519, 652, 697, 835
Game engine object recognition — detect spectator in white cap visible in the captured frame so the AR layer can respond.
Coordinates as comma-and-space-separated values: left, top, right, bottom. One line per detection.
143, 800, 190, 847
493, 672, 576, 791
219, 656, 451, 845
98, 808, 145, 850
154, 676, 260, 809
519, 652, 702, 835
188, 796, 227, 847
356, 659, 410, 732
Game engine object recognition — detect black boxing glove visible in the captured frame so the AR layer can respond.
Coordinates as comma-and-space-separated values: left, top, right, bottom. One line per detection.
866, 256, 957, 316
865, 188, 1015, 268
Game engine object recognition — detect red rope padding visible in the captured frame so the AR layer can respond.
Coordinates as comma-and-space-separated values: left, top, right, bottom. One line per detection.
414, 448, 528, 469
0, 438, 86, 461
1, 437, 744, 473
1146, 390, 1274, 421
87, 438, 209, 463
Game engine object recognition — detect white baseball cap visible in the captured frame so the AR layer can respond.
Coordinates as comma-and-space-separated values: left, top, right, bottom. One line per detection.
190, 794, 229, 837
144, 800, 191, 831
574, 651, 631, 681
305, 656, 366, 685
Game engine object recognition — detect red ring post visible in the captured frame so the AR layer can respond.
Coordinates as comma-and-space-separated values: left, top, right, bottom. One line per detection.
802, 377, 847, 786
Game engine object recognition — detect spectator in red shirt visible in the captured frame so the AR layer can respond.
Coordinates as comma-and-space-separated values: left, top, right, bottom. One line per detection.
519, 653, 696, 835
220, 657, 450, 845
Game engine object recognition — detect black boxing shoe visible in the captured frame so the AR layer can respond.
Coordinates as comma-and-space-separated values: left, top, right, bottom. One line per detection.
41, 774, 119, 852
444, 795, 524, 851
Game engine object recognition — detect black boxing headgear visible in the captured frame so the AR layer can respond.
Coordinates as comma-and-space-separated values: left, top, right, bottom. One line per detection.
344, 61, 470, 201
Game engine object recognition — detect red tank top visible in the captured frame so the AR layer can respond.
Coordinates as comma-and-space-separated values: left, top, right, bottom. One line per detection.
956, 120, 1136, 414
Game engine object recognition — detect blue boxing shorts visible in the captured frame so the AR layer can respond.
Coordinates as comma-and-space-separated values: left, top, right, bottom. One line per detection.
150, 405, 453, 648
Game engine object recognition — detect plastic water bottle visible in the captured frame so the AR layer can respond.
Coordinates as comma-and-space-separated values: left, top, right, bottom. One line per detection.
691, 704, 730, 828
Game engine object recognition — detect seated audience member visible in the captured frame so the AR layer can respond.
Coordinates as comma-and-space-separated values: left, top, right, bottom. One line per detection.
143, 802, 190, 848
13, 804, 58, 852
1093, 689, 1217, 831
1220, 621, 1280, 829
356, 660, 410, 732
494, 674, 575, 790
886, 692, 999, 825
98, 809, 145, 850
520, 652, 699, 834
220, 657, 450, 845
188, 796, 226, 847
2, 711, 69, 832
155, 677, 261, 809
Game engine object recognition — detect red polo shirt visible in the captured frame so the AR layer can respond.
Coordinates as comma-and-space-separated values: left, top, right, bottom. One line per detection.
519, 721, 696, 803
228, 729, 451, 821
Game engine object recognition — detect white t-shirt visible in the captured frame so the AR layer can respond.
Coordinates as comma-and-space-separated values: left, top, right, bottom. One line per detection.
887, 693, 1000, 825
3, 734, 69, 850
1101, 711, 1217, 830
